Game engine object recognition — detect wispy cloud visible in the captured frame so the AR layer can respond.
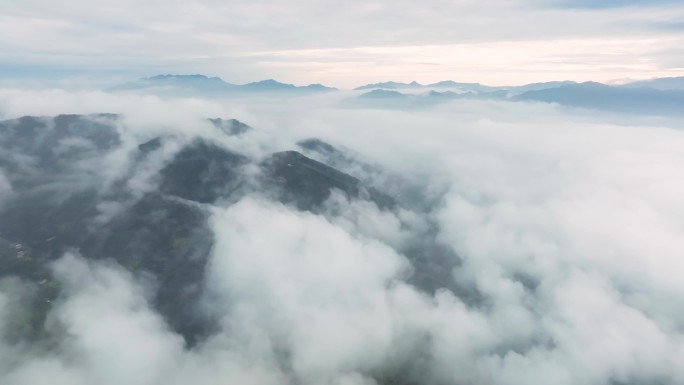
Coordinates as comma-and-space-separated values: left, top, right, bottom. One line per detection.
1, 0, 684, 86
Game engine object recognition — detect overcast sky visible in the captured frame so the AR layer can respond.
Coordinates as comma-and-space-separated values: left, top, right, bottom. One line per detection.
2, 0, 684, 88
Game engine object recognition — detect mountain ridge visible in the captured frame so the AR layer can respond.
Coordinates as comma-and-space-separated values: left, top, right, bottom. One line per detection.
110, 74, 337, 94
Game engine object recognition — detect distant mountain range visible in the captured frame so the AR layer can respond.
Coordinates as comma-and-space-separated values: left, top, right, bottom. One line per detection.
110, 74, 337, 95
350, 89, 506, 109
109, 74, 684, 115
354, 80, 581, 93
621, 76, 684, 91
354, 80, 496, 93
352, 79, 684, 115
513, 81, 684, 115
353, 77, 684, 93
111, 74, 684, 94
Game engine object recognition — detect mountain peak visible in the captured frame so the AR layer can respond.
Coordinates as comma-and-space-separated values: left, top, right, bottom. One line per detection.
145, 74, 224, 82
242, 79, 297, 90
251, 79, 283, 85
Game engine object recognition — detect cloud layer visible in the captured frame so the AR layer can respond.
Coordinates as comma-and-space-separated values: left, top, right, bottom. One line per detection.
0, 90, 684, 385
2, 0, 684, 87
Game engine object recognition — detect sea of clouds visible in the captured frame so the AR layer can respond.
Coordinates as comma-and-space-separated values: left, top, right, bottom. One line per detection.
0, 88, 683, 385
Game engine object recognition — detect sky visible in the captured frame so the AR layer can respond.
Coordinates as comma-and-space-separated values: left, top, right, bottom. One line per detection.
2, 0, 684, 88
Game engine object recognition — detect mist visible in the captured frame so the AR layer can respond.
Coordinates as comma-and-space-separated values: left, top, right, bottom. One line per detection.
0, 88, 683, 385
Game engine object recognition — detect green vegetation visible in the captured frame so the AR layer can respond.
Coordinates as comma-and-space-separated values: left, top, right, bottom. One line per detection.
172, 237, 188, 248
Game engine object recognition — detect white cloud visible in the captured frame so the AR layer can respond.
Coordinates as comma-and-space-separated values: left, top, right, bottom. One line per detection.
2, 0, 684, 87
1, 90, 684, 384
